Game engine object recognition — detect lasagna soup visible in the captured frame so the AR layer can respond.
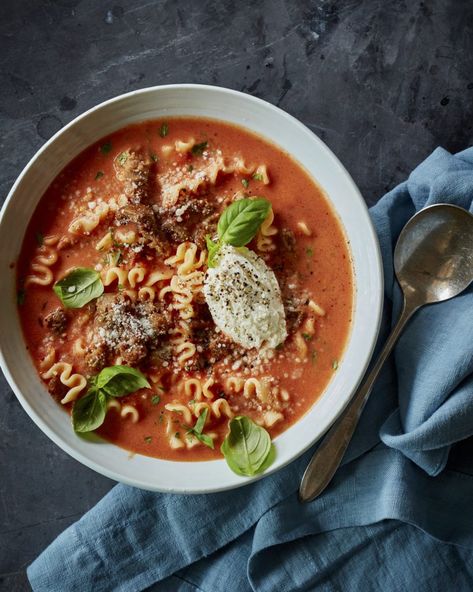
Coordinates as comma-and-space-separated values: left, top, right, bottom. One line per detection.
17, 117, 353, 473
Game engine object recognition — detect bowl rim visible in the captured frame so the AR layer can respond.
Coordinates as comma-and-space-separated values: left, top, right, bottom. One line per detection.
0, 83, 384, 493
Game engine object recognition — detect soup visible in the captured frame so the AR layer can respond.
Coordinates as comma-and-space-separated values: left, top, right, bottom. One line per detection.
17, 117, 353, 472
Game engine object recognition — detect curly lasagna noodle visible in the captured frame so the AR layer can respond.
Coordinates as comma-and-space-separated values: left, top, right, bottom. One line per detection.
17, 117, 353, 461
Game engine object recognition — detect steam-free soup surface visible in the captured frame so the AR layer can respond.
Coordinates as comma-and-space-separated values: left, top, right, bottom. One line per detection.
18, 117, 353, 461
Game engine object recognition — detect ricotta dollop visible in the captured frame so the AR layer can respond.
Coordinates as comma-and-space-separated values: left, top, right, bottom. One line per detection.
203, 245, 287, 349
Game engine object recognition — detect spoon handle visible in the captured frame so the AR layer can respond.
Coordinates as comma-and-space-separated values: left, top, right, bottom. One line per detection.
299, 297, 418, 503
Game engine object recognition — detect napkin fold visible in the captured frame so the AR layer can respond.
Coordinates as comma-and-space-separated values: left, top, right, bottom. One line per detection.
28, 147, 473, 592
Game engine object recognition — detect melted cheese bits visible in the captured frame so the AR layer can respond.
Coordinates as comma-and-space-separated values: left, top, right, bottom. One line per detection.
203, 246, 287, 349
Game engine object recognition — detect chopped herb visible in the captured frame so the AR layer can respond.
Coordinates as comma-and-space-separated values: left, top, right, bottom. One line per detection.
35, 232, 44, 246
191, 141, 208, 155
107, 250, 122, 267
159, 122, 169, 137
188, 399, 195, 405
158, 414, 164, 424
149, 152, 158, 162
100, 141, 112, 154
275, 343, 283, 350
117, 152, 128, 166
241, 178, 249, 189
174, 431, 181, 439
17, 290, 25, 305
311, 350, 318, 364
151, 395, 161, 405
117, 283, 125, 291
306, 247, 314, 257
95, 171, 104, 180
144, 436, 153, 444
252, 173, 263, 181
332, 359, 339, 370
157, 385, 165, 392
302, 333, 313, 342
188, 164, 194, 172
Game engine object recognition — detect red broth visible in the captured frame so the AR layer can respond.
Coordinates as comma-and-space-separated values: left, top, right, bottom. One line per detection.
17, 117, 353, 461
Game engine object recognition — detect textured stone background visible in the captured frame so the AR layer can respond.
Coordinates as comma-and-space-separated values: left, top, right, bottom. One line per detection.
1, 1, 472, 589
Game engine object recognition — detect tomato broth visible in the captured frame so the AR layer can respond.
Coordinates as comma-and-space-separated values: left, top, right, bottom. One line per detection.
17, 117, 353, 462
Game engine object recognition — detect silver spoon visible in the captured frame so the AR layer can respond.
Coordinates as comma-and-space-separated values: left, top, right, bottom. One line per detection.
299, 203, 473, 503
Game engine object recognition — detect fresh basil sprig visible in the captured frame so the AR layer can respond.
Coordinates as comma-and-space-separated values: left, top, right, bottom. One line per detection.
95, 365, 150, 397
72, 365, 150, 433
206, 198, 271, 267
53, 268, 104, 308
221, 415, 275, 476
72, 389, 107, 433
185, 408, 214, 449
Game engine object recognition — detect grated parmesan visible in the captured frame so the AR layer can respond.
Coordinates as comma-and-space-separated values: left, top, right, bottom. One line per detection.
203, 246, 287, 349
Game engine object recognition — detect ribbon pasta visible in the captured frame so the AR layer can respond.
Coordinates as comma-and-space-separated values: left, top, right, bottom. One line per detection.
107, 399, 140, 422
41, 358, 87, 405
181, 377, 215, 401
257, 207, 278, 253
25, 235, 60, 287
69, 201, 110, 235
191, 398, 234, 420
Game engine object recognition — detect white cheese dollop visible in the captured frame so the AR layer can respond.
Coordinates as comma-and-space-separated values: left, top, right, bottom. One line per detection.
203, 245, 287, 349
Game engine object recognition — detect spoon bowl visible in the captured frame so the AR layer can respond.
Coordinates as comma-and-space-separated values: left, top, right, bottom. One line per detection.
395, 204, 473, 306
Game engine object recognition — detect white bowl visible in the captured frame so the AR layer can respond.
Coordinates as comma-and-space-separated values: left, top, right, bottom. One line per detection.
0, 85, 383, 493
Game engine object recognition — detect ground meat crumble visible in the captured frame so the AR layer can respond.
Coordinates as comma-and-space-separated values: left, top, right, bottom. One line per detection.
86, 293, 173, 369
44, 309, 68, 335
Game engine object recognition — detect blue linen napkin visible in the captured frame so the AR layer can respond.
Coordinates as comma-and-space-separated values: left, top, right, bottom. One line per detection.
27, 147, 473, 592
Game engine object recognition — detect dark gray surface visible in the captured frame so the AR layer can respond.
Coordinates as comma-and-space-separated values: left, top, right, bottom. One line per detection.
1, 1, 472, 590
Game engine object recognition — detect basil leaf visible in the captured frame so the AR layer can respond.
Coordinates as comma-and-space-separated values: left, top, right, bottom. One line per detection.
185, 408, 214, 448
53, 268, 104, 309
217, 198, 271, 247
194, 408, 208, 434
96, 365, 150, 397
72, 389, 107, 433
193, 432, 214, 449
256, 443, 276, 472
205, 235, 220, 268
221, 416, 274, 476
